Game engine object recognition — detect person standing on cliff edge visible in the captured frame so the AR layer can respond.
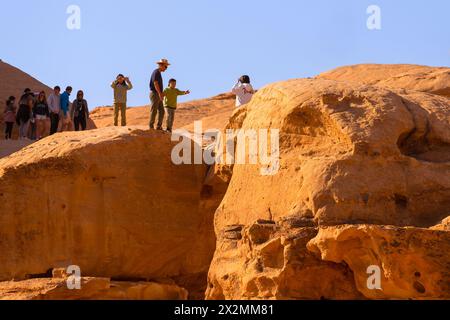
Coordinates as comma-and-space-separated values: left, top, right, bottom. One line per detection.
111, 74, 133, 127
149, 59, 170, 130
232, 75, 254, 107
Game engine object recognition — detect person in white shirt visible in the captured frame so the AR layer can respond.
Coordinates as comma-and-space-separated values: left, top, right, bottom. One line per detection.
231, 75, 254, 107
47, 86, 61, 135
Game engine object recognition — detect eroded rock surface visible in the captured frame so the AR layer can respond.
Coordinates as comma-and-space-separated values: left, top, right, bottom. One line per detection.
207, 77, 450, 300
0, 127, 225, 299
317, 64, 450, 98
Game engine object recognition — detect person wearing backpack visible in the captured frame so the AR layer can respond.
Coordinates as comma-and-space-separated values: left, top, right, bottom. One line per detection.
232, 75, 255, 107
71, 90, 89, 131
3, 96, 16, 140
16, 96, 33, 140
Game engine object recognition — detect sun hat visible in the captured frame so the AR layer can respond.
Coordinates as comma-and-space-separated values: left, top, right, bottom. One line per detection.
156, 59, 171, 66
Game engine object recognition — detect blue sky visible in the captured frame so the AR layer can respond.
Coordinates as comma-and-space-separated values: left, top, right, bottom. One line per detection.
1, 0, 448, 108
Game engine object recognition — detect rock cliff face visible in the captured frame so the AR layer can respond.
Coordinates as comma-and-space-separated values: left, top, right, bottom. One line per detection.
0, 127, 226, 299
206, 75, 450, 299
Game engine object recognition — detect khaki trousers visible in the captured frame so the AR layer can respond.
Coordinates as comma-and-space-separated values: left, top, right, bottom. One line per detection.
114, 103, 127, 126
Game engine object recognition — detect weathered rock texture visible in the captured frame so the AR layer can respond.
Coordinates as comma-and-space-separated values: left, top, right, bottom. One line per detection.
0, 277, 188, 300
308, 225, 450, 299
317, 64, 450, 98
207, 72, 450, 299
0, 127, 226, 299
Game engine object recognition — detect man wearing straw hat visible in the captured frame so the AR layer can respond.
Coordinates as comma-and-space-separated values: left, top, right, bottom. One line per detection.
149, 58, 170, 130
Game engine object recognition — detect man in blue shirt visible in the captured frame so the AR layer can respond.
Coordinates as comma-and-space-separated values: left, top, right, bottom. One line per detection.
149, 59, 170, 130
60, 86, 72, 132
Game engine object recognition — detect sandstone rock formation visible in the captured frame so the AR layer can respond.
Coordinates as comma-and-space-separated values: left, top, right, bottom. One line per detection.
206, 76, 450, 300
308, 225, 450, 299
1, 63, 449, 300
0, 127, 226, 299
317, 64, 450, 98
0, 276, 188, 300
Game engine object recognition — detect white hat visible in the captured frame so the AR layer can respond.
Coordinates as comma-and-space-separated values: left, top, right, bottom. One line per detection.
156, 59, 171, 66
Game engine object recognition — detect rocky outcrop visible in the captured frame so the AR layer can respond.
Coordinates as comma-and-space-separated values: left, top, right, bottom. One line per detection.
0, 127, 226, 299
2, 63, 449, 300
308, 225, 450, 299
207, 220, 364, 300
317, 64, 450, 98
206, 77, 450, 300
0, 277, 188, 300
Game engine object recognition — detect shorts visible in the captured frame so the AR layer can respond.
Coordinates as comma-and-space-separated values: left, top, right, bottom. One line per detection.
35, 115, 47, 121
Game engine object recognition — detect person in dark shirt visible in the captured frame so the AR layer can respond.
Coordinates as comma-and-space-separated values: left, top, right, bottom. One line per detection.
33, 91, 50, 140
71, 90, 90, 131
16, 96, 33, 140
19, 88, 32, 107
149, 59, 170, 130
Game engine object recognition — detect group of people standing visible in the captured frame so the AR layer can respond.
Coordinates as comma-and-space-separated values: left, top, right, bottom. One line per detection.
111, 58, 254, 133
4, 58, 255, 140
111, 59, 191, 133
3, 86, 89, 140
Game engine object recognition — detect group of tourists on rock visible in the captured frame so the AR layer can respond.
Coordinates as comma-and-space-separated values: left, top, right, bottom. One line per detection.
3, 86, 89, 140
3, 58, 255, 140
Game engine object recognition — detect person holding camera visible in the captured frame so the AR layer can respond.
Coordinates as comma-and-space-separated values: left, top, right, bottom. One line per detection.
232, 75, 255, 107
111, 74, 133, 126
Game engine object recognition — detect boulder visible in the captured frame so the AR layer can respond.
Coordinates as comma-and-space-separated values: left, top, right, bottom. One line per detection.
207, 220, 364, 300
308, 225, 450, 299
207, 78, 450, 299
0, 127, 224, 298
0, 277, 188, 300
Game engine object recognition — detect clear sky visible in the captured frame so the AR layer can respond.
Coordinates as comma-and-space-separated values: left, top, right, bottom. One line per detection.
1, 0, 448, 108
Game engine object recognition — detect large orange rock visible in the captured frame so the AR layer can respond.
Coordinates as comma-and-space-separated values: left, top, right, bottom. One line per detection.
0, 127, 224, 298
307, 225, 450, 299
213, 79, 450, 231
0, 277, 188, 300
206, 220, 364, 300
207, 77, 450, 300
317, 64, 450, 98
